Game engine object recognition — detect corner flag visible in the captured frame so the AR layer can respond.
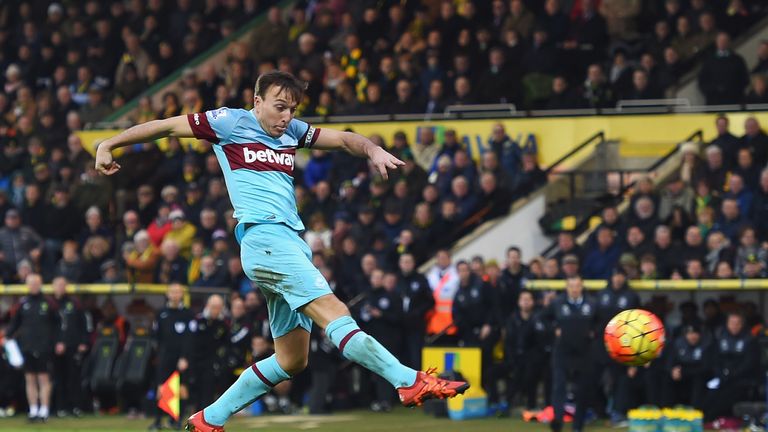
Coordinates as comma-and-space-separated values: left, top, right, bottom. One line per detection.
158, 371, 181, 421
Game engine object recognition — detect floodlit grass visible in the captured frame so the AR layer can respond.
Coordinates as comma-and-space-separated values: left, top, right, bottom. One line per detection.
0, 408, 622, 431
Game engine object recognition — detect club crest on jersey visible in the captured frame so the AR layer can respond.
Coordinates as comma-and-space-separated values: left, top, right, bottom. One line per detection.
211, 108, 227, 119
224, 143, 296, 175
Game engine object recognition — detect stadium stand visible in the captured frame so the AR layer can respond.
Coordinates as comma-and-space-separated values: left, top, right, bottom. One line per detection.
1, 0, 768, 430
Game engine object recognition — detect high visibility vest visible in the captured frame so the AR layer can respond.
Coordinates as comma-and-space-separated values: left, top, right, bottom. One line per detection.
426, 269, 458, 336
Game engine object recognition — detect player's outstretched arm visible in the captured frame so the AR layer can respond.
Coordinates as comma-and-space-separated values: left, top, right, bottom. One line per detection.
95, 115, 195, 176
313, 128, 404, 179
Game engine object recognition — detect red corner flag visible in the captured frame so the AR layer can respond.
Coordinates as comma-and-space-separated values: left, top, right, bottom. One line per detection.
158, 371, 181, 421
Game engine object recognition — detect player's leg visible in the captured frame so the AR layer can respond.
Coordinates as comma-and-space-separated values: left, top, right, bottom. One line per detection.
302, 294, 416, 388
302, 294, 469, 406
23, 372, 38, 420
37, 372, 51, 420
196, 298, 307, 428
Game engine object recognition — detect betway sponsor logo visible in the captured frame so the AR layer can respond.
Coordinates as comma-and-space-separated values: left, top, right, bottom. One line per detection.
243, 147, 294, 167
223, 143, 296, 175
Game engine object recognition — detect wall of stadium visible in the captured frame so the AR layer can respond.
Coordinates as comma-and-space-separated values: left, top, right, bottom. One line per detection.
449, 192, 550, 265
81, 111, 768, 167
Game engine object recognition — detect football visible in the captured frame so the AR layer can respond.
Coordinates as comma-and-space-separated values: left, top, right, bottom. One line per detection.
604, 309, 666, 366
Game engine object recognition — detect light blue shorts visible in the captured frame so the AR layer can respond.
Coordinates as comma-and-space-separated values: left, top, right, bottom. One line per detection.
239, 223, 332, 338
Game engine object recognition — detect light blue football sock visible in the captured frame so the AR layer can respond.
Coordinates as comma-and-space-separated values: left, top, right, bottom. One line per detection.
325, 315, 418, 388
203, 353, 290, 426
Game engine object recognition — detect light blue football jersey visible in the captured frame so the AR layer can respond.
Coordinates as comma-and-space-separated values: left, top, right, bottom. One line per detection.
186, 107, 320, 243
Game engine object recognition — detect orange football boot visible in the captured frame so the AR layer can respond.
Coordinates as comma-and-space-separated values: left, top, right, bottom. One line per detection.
185, 410, 225, 432
397, 368, 470, 407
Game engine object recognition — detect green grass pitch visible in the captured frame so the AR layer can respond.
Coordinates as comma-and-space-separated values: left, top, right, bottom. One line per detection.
0, 408, 622, 431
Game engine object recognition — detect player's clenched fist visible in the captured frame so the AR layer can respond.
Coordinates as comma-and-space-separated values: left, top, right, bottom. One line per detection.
95, 143, 121, 175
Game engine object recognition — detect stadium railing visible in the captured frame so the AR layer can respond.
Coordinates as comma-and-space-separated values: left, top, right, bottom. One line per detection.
538, 129, 704, 258
0, 283, 227, 296
526, 279, 768, 291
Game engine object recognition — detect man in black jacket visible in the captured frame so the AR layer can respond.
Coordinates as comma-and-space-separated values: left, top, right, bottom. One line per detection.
596, 269, 641, 425
543, 276, 598, 432
149, 283, 195, 430
397, 253, 434, 370
704, 313, 759, 421
505, 289, 549, 410
191, 294, 229, 412
6, 273, 59, 422
356, 269, 404, 411
51, 276, 89, 417
452, 261, 501, 405
499, 246, 527, 318
665, 324, 710, 409
698, 32, 749, 105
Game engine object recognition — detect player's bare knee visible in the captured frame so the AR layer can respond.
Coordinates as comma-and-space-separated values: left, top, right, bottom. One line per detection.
276, 353, 308, 376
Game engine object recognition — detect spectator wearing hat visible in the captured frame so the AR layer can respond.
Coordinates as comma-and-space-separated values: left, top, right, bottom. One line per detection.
165, 210, 197, 259
99, 259, 122, 283
678, 141, 703, 186
561, 254, 581, 278
658, 175, 694, 221
78, 85, 111, 125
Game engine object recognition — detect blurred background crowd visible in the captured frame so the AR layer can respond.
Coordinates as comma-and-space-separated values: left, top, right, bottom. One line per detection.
0, 0, 766, 429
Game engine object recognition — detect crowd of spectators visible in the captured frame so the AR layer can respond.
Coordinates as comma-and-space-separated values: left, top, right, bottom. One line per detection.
130, 0, 768, 122
547, 114, 768, 283
0, 0, 766, 427
0, 116, 544, 292
0, 0, 275, 138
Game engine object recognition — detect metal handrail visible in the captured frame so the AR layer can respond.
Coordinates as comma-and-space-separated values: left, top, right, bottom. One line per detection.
545, 131, 605, 173
616, 98, 691, 111
538, 129, 705, 258
444, 103, 517, 116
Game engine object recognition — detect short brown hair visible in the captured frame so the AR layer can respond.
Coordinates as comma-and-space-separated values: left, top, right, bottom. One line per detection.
254, 70, 307, 103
